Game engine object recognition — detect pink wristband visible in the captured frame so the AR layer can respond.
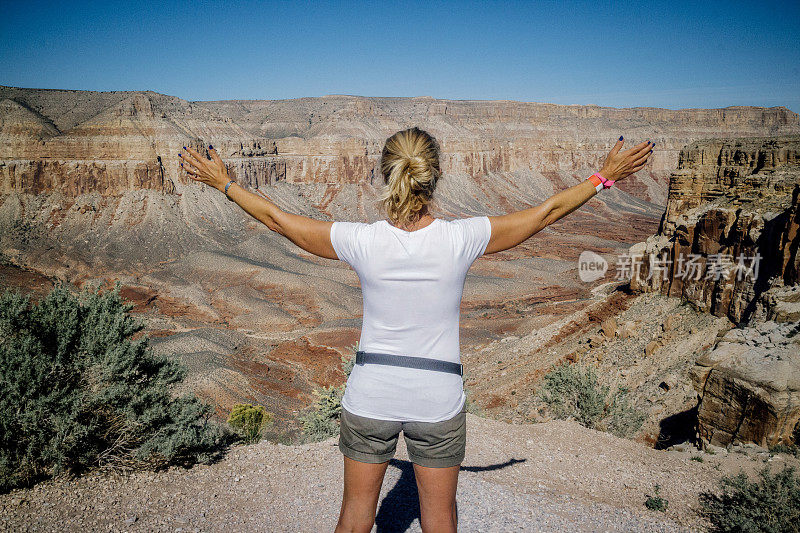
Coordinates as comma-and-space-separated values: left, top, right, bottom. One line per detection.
592, 172, 615, 189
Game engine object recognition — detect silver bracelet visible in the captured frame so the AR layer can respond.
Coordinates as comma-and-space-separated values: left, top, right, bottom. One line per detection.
224, 180, 236, 201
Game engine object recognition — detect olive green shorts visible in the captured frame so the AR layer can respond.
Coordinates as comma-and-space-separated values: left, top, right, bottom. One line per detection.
338, 402, 467, 468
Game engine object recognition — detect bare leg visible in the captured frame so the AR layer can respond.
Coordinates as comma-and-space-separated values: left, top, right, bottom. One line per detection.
412, 462, 460, 533
334, 455, 390, 533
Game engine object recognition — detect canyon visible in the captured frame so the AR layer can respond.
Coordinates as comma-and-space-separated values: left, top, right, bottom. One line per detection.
1, 84, 798, 445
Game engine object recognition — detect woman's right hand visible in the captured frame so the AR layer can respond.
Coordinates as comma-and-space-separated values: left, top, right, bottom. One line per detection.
598, 137, 654, 182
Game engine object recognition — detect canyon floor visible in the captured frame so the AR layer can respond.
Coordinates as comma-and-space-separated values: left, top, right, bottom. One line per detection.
2, 408, 798, 532
0, 188, 664, 443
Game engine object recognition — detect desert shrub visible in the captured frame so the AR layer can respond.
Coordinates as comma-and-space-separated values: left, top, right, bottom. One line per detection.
298, 346, 356, 443
645, 484, 669, 512
0, 281, 231, 492
604, 384, 648, 438
538, 362, 607, 427
227, 404, 273, 444
536, 362, 646, 438
298, 385, 344, 443
699, 464, 800, 533
341, 347, 356, 376
769, 443, 799, 458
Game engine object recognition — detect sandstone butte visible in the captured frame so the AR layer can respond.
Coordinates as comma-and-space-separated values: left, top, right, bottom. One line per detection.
1, 84, 799, 450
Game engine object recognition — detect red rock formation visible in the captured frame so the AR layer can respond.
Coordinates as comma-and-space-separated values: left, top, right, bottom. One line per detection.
629, 135, 800, 323
3, 87, 799, 434
628, 135, 800, 448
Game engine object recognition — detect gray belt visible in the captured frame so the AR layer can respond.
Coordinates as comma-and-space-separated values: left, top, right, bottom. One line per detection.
355, 351, 463, 376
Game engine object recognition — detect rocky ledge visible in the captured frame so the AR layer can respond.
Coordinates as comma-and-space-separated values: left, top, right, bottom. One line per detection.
690, 320, 800, 447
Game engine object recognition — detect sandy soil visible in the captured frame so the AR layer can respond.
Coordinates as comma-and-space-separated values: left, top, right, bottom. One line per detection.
3, 410, 796, 532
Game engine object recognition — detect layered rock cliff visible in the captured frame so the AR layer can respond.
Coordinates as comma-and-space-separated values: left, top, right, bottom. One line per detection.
2, 85, 798, 208
629, 135, 800, 323
628, 135, 800, 448
2, 86, 799, 436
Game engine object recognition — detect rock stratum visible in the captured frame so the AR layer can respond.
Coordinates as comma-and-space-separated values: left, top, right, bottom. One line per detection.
1, 85, 798, 205
630, 135, 800, 323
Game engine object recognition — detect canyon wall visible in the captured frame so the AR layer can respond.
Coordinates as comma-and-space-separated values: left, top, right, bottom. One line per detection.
628, 135, 800, 448
629, 135, 800, 323
2, 86, 798, 208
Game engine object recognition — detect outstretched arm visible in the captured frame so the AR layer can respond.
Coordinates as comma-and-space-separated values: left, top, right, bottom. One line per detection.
179, 144, 338, 260
484, 137, 654, 254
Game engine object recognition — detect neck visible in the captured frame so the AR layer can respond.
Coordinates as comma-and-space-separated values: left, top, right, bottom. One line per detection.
391, 208, 434, 231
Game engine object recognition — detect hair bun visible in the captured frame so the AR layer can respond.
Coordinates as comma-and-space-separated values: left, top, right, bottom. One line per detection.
379, 127, 442, 226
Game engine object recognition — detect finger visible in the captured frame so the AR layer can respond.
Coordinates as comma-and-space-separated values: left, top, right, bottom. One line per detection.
208, 144, 224, 165
609, 136, 624, 156
208, 145, 230, 177
631, 149, 653, 167
624, 140, 652, 159
184, 145, 209, 161
181, 163, 202, 179
629, 162, 647, 174
183, 145, 209, 167
180, 147, 206, 170
180, 157, 202, 174
622, 141, 650, 157
180, 160, 200, 176
181, 161, 208, 182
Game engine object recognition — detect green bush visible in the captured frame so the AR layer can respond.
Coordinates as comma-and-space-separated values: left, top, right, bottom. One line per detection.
0, 281, 231, 492
699, 464, 800, 533
297, 346, 356, 443
604, 384, 648, 438
298, 385, 345, 443
769, 443, 800, 458
645, 484, 669, 512
227, 404, 273, 444
536, 362, 646, 438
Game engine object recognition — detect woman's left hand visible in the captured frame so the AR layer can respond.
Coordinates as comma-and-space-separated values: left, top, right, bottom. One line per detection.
179, 145, 229, 191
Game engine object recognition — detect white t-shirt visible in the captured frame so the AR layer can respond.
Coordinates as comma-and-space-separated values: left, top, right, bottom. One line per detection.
330, 216, 492, 422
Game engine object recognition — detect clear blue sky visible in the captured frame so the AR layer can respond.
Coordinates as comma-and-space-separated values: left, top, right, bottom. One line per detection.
2, 0, 798, 112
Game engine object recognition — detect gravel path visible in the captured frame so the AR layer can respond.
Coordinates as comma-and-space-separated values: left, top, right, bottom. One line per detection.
4, 412, 784, 532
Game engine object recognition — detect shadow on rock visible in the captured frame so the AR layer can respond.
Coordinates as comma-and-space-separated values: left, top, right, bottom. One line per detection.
654, 404, 698, 450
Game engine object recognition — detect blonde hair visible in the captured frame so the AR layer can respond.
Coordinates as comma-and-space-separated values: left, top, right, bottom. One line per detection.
378, 127, 442, 227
